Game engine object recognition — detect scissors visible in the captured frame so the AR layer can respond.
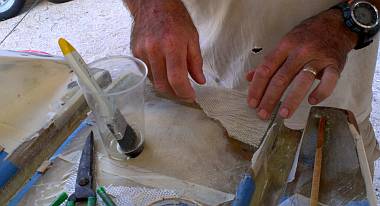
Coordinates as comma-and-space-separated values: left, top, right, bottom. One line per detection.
50, 131, 117, 206
66, 131, 96, 205
50, 131, 96, 206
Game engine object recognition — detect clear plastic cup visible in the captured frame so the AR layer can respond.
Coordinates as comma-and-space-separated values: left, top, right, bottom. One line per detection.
83, 56, 147, 160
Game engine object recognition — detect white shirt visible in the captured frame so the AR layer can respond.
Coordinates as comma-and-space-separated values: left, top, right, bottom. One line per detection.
183, 0, 379, 128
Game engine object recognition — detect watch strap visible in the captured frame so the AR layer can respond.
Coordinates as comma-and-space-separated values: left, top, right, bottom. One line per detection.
331, 1, 380, 50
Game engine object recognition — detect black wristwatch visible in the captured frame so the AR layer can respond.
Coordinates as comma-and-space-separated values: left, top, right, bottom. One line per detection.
332, 0, 380, 50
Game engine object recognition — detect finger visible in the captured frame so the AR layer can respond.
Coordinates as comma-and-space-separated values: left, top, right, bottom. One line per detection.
308, 66, 339, 105
187, 39, 206, 84
166, 49, 195, 101
279, 68, 316, 118
139, 55, 153, 81
246, 70, 255, 81
132, 47, 153, 81
147, 52, 175, 96
256, 57, 302, 120
247, 46, 289, 108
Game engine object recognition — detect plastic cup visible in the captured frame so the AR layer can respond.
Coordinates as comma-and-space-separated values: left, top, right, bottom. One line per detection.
83, 56, 147, 160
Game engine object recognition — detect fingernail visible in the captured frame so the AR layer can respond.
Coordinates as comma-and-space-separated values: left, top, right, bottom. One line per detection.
309, 97, 318, 105
258, 109, 269, 120
249, 99, 258, 108
280, 108, 289, 118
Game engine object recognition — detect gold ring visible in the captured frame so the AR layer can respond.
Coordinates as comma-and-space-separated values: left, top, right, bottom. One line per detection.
302, 66, 318, 76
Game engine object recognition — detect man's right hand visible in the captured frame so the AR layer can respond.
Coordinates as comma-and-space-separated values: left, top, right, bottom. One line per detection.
126, 0, 205, 102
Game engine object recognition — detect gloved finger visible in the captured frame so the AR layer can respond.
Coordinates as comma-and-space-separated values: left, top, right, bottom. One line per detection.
279, 66, 317, 118
308, 65, 339, 105
166, 48, 196, 101
187, 38, 206, 84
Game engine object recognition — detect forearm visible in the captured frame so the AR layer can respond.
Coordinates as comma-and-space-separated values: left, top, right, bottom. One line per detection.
123, 0, 144, 18
325, 9, 358, 50
123, 0, 187, 20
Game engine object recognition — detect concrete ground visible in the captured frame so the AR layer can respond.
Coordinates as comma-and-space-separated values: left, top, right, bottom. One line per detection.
0, 0, 133, 62
0, 0, 380, 204
372, 54, 380, 201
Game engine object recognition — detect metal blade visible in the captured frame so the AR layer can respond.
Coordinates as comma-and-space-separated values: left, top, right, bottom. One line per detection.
73, 131, 96, 201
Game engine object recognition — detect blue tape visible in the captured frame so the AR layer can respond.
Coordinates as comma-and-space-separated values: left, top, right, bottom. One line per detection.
346, 200, 370, 206
50, 119, 93, 160
232, 174, 255, 206
0, 151, 8, 162
277, 195, 289, 205
7, 119, 91, 206
7, 173, 42, 206
279, 195, 369, 206
0, 160, 19, 188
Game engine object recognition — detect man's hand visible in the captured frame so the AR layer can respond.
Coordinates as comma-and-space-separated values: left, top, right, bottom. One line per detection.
246, 9, 358, 120
125, 0, 205, 102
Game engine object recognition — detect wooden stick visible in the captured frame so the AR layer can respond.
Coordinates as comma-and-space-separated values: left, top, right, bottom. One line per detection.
310, 117, 326, 206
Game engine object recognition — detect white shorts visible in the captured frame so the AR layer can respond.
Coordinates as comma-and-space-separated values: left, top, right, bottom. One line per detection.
359, 117, 380, 174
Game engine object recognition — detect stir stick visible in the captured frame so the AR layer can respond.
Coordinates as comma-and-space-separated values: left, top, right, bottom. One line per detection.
310, 117, 326, 206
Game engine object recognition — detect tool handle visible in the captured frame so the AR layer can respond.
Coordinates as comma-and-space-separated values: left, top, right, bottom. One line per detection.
66, 200, 75, 206
87, 197, 97, 206
59, 39, 113, 119
310, 117, 326, 206
232, 174, 255, 206
50, 192, 68, 206
97, 187, 117, 206
67, 52, 114, 118
310, 146, 323, 206
67, 50, 103, 95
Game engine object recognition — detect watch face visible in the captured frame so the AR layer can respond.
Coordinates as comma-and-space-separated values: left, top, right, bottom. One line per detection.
352, 2, 378, 28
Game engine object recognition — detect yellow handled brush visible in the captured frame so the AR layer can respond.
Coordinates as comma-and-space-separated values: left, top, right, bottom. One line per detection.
58, 38, 141, 157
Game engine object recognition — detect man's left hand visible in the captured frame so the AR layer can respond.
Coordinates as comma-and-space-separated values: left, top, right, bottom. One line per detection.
247, 9, 358, 120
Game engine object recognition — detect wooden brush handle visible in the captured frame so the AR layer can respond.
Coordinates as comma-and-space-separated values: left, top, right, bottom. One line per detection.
310, 117, 326, 206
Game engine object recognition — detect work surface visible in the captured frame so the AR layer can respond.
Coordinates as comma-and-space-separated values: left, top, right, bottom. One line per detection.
0, 0, 379, 202
18, 92, 253, 205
